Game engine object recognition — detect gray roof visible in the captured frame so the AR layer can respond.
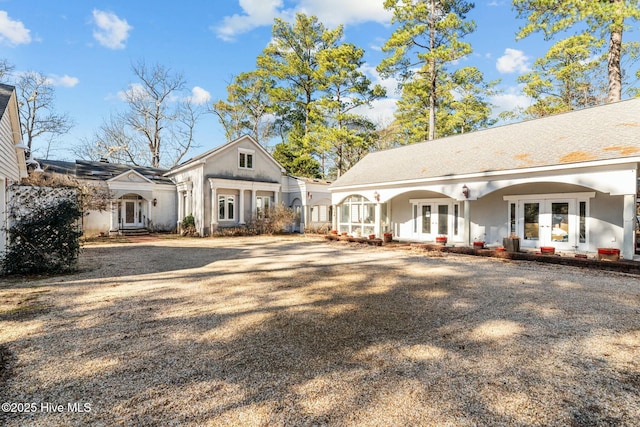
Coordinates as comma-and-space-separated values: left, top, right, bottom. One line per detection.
331, 98, 640, 189
0, 83, 15, 121
39, 159, 174, 185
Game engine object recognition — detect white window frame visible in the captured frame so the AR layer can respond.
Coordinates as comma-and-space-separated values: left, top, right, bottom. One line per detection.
238, 149, 255, 170
218, 195, 236, 221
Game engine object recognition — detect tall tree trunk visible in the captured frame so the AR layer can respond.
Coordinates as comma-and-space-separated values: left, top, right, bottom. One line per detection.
607, 0, 624, 103
428, 0, 437, 141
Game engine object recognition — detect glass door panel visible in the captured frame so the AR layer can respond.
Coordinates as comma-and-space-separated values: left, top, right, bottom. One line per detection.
421, 205, 432, 234
438, 205, 449, 235
523, 202, 539, 242
550, 202, 569, 243
125, 201, 135, 224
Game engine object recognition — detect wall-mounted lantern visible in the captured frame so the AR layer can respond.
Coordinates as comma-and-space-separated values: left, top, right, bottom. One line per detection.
462, 184, 469, 199
152, 198, 158, 207
373, 191, 380, 202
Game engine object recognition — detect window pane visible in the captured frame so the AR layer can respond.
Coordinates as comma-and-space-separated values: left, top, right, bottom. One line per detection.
438, 205, 448, 235
579, 201, 586, 243
228, 196, 235, 219
219, 196, 225, 220
510, 203, 516, 234
422, 205, 431, 234
524, 203, 539, 240
454, 204, 459, 235
247, 154, 253, 168
551, 202, 569, 242
239, 153, 245, 168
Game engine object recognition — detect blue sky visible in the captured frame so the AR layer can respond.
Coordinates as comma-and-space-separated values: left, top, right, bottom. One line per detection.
1, 0, 639, 163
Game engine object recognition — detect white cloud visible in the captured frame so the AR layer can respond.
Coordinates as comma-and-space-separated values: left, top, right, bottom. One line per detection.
296, 0, 391, 27
215, 0, 283, 42
188, 86, 211, 105
490, 85, 531, 117
496, 48, 530, 74
92, 9, 132, 49
47, 74, 79, 88
117, 83, 146, 101
0, 11, 31, 46
214, 0, 391, 41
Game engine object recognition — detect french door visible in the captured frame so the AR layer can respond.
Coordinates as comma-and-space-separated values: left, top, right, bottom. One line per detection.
414, 200, 458, 241
518, 198, 586, 250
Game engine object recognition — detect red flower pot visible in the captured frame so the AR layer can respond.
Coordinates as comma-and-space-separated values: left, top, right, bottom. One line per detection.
473, 241, 485, 249
540, 246, 555, 255
597, 248, 620, 261
435, 236, 447, 245
369, 234, 376, 240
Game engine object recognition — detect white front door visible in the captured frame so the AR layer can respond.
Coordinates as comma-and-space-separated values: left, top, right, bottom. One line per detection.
122, 199, 144, 228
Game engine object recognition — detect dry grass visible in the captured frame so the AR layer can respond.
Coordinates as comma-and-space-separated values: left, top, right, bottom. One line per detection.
1, 235, 639, 426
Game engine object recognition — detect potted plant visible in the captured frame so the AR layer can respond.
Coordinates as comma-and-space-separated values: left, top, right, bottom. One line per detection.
540, 246, 555, 255
597, 248, 620, 261
369, 234, 376, 240
383, 232, 393, 243
473, 241, 485, 249
435, 235, 447, 245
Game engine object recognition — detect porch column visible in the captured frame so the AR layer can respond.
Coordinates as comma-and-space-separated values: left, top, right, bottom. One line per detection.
110, 200, 119, 231
251, 189, 257, 220
239, 189, 245, 225
622, 194, 635, 260
332, 204, 338, 231
177, 192, 184, 228
464, 200, 471, 247
186, 190, 192, 216
274, 190, 279, 205
374, 203, 381, 237
210, 186, 217, 230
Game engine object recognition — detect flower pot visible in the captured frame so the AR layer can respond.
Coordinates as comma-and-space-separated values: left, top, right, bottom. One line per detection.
540, 246, 555, 255
597, 248, 620, 261
473, 241, 485, 249
330, 230, 338, 235
435, 236, 447, 245
502, 237, 520, 253
383, 233, 392, 243
369, 234, 376, 240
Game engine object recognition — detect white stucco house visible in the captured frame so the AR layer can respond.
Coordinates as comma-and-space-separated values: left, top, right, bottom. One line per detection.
39, 159, 177, 235
0, 84, 28, 254
330, 98, 640, 260
166, 135, 332, 235
39, 135, 332, 236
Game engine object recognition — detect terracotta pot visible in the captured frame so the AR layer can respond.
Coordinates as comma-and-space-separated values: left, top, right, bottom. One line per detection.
383, 233, 392, 243
473, 241, 484, 249
540, 246, 555, 254
435, 236, 447, 245
369, 234, 376, 240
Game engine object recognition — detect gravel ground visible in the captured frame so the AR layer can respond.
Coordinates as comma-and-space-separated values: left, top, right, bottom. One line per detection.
1, 235, 639, 426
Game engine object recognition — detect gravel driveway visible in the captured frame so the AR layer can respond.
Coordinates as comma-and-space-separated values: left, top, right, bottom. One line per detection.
1, 235, 639, 426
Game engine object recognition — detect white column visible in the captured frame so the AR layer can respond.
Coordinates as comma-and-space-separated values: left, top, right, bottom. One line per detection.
186, 191, 192, 216
210, 186, 217, 230
239, 189, 245, 224
178, 190, 184, 219
374, 203, 381, 237
251, 189, 257, 221
464, 200, 471, 247
110, 200, 118, 231
274, 190, 279, 204
332, 204, 338, 231
622, 194, 635, 260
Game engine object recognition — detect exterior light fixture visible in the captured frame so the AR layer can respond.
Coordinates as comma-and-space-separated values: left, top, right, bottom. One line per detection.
152, 198, 158, 207
373, 191, 380, 202
462, 184, 469, 199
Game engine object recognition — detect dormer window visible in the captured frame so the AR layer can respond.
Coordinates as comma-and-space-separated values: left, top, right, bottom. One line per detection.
238, 149, 254, 170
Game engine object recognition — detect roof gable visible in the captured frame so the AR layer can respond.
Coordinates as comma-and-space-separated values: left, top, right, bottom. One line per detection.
332, 98, 640, 189
168, 134, 286, 175
108, 169, 153, 184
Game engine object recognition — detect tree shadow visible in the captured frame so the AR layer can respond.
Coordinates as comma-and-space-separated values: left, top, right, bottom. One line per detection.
1, 238, 639, 426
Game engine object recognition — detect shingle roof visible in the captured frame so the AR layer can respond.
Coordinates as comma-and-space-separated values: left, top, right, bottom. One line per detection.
0, 83, 15, 121
39, 159, 174, 185
331, 98, 640, 189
